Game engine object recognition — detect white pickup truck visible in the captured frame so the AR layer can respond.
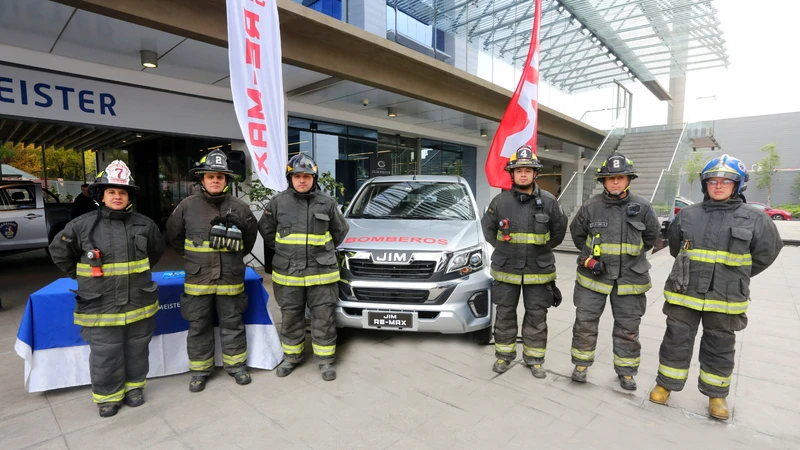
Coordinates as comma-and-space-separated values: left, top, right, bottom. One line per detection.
0, 180, 72, 257
335, 175, 493, 344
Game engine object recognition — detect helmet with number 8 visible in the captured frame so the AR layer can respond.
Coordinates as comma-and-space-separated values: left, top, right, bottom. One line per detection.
596, 153, 638, 180
700, 154, 749, 195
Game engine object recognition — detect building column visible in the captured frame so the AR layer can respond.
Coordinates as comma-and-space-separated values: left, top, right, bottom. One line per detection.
474, 145, 500, 211
558, 143, 584, 216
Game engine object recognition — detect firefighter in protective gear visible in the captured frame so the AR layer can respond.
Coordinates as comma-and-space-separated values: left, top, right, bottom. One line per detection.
258, 154, 349, 381
649, 154, 782, 420
166, 149, 258, 392
569, 153, 660, 390
481, 146, 567, 378
50, 161, 165, 417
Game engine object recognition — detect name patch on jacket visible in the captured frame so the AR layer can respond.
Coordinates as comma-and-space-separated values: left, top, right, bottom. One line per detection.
589, 222, 608, 228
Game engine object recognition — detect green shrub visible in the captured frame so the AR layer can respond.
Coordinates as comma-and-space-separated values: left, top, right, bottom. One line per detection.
774, 204, 800, 216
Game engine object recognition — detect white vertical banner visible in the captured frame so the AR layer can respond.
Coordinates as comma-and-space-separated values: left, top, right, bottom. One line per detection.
227, 0, 288, 191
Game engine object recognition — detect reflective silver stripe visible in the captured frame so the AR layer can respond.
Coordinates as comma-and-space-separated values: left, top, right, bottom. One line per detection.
613, 354, 640, 367
276, 232, 332, 246
571, 347, 595, 361
490, 269, 522, 285
495, 343, 517, 354
497, 231, 550, 245
699, 369, 731, 387
664, 291, 748, 315
523, 346, 546, 358
523, 272, 557, 285
686, 249, 752, 267
617, 282, 651, 295
272, 270, 340, 287
576, 273, 613, 295
658, 364, 688, 380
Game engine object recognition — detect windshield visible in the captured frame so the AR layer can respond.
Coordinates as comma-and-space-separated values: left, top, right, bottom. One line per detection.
348, 181, 476, 220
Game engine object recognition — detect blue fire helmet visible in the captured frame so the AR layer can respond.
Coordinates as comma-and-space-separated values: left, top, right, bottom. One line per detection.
700, 154, 749, 195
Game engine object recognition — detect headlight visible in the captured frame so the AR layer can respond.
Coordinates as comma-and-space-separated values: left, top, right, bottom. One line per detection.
446, 247, 484, 274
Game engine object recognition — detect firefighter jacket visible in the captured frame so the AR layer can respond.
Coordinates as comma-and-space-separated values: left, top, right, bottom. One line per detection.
664, 199, 782, 315
481, 185, 567, 285
258, 188, 349, 287
165, 192, 258, 296
49, 207, 165, 327
570, 192, 660, 295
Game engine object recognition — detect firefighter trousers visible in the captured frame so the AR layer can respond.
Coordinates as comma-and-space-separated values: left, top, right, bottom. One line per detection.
80, 317, 155, 404
180, 292, 249, 375
492, 281, 554, 365
656, 302, 747, 398
274, 282, 337, 364
571, 282, 647, 376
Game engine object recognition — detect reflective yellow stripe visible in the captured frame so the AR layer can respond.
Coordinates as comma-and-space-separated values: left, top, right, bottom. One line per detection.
497, 231, 550, 245
699, 369, 731, 387
664, 291, 748, 315
616, 282, 651, 295
490, 269, 556, 285
576, 272, 613, 295
93, 388, 125, 404
523, 272, 557, 284
276, 232, 332, 246
312, 343, 336, 356
658, 364, 689, 380
272, 270, 340, 287
523, 346, 546, 358
585, 237, 643, 256
571, 347, 595, 361
490, 269, 522, 285
76, 258, 150, 277
184, 283, 245, 296
222, 351, 247, 365
495, 343, 517, 354
125, 380, 146, 392
184, 239, 231, 253
190, 356, 214, 371
613, 354, 640, 367
282, 342, 305, 355
686, 249, 752, 267
73, 300, 159, 327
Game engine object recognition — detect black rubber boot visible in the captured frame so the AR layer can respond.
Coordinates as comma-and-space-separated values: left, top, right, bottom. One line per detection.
98, 403, 120, 418
571, 365, 588, 383
123, 389, 145, 407
530, 364, 546, 379
189, 375, 208, 393
232, 371, 252, 385
276, 360, 299, 378
492, 359, 512, 374
618, 375, 637, 391
320, 363, 336, 381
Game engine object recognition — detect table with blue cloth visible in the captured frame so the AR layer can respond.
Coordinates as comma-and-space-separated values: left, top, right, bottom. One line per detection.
15, 267, 283, 393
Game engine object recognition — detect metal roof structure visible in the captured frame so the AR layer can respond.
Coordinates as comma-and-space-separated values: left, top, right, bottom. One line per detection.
390, 0, 728, 99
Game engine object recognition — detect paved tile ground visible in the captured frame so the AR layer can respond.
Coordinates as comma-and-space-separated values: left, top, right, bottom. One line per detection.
1, 241, 800, 449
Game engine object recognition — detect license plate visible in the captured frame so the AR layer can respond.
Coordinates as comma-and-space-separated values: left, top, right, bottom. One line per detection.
364, 311, 416, 330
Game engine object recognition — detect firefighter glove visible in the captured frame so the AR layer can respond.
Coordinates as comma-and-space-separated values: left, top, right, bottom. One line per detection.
209, 223, 228, 250
551, 282, 563, 308
225, 225, 244, 252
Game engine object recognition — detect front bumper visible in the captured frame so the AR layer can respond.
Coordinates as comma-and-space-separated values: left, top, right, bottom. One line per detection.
335, 269, 492, 334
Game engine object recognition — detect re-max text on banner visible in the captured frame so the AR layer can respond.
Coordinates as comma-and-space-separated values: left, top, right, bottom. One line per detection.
227, 0, 287, 191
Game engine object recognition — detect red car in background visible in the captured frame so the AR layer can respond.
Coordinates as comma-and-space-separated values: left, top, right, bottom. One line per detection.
749, 202, 793, 220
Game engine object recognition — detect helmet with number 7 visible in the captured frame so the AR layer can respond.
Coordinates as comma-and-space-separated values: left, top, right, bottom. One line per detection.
700, 154, 749, 195
190, 149, 236, 179
88, 160, 139, 201
596, 153, 638, 180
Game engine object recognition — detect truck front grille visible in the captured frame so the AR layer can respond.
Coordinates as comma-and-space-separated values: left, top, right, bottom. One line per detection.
353, 288, 429, 303
349, 260, 436, 279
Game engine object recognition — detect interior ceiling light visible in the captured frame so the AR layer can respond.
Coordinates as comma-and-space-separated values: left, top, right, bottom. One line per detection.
600, 45, 608, 53
140, 50, 158, 68
622, 66, 630, 72
590, 36, 598, 43
580, 27, 589, 36
614, 59, 623, 67
570, 17, 579, 26
480, 128, 488, 137
310, 121, 318, 131
544, 145, 550, 152
388, 107, 398, 118
557, 5, 565, 14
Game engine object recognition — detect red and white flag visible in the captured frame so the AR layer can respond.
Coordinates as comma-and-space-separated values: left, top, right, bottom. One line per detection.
485, 0, 543, 190
227, 0, 287, 191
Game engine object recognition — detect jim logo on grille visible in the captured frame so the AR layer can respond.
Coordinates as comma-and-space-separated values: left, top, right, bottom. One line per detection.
372, 252, 410, 263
